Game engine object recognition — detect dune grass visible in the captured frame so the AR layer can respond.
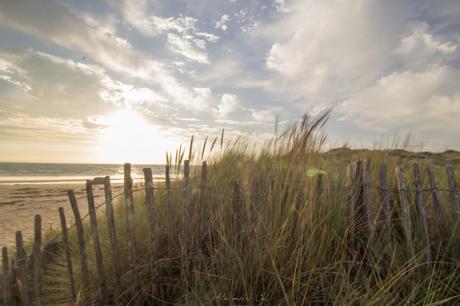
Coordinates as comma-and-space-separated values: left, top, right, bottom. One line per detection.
40, 112, 460, 305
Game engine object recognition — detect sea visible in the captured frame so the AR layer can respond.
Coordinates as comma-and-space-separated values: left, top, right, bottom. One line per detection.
0, 162, 169, 185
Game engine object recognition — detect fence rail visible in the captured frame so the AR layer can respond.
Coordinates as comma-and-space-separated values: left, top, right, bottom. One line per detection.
0, 160, 459, 305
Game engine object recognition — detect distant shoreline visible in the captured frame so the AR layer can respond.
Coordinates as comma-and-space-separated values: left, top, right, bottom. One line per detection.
0, 175, 164, 185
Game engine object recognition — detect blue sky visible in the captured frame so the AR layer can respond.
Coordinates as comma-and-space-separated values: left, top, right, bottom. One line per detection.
0, 0, 459, 163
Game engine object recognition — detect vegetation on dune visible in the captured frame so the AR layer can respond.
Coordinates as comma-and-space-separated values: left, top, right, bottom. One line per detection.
39, 111, 460, 305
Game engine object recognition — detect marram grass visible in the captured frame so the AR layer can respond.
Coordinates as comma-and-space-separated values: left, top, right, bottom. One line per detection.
39, 112, 460, 305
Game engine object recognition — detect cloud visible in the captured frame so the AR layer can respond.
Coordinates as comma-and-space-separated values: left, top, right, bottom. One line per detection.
122, 0, 218, 63
252, 110, 275, 122
264, 1, 412, 100
337, 66, 460, 133
0, 110, 94, 143
256, 0, 460, 147
0, 49, 176, 126
0, 49, 114, 118
0, 0, 166, 79
215, 14, 231, 31
274, 0, 288, 13
394, 22, 458, 70
167, 33, 210, 63
216, 93, 240, 117
0, 0, 215, 112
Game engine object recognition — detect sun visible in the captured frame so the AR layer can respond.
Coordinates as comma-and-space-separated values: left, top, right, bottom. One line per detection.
98, 108, 176, 164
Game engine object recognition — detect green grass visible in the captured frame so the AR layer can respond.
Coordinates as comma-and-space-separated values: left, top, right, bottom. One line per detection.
38, 112, 460, 305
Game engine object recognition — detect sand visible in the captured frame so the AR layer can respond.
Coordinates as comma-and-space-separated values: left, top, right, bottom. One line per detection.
0, 183, 125, 247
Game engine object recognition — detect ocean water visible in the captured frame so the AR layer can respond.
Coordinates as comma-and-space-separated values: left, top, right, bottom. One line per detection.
0, 162, 169, 184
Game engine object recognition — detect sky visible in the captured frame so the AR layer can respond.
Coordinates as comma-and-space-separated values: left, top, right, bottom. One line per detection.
0, 0, 460, 164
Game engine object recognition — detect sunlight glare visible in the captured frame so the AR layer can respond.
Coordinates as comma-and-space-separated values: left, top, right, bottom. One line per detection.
99, 108, 176, 164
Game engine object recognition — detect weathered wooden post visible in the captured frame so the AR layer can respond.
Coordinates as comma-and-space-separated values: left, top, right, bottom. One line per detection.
2, 246, 11, 305
183, 160, 191, 244
86, 180, 107, 302
165, 165, 173, 231
15, 230, 30, 306
427, 165, 446, 225
124, 163, 137, 287
349, 160, 370, 258
58, 207, 76, 302
102, 176, 121, 295
197, 161, 207, 248
347, 163, 356, 258
67, 190, 89, 290
143, 167, 157, 292
362, 160, 374, 238
412, 164, 431, 262
395, 166, 414, 254
143, 168, 156, 251
378, 163, 391, 232
165, 164, 173, 259
446, 165, 460, 218
32, 215, 42, 306
314, 174, 324, 207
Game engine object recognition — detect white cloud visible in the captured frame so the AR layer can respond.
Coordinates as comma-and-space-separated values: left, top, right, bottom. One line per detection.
264, 1, 412, 100
167, 33, 210, 64
122, 0, 218, 63
274, 0, 288, 13
0, 49, 173, 121
394, 22, 458, 70
215, 14, 231, 31
0, 0, 165, 79
0, 110, 94, 143
337, 66, 460, 133
216, 93, 240, 117
252, 110, 275, 122
0, 0, 215, 113
396, 23, 457, 55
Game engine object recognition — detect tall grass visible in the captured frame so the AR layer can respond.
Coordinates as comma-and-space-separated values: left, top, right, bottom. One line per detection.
41, 111, 460, 305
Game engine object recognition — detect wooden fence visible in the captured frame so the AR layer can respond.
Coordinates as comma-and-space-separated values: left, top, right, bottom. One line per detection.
0, 160, 459, 305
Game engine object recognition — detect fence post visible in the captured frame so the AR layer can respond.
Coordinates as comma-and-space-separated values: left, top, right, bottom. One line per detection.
346, 163, 355, 258
103, 176, 121, 296
314, 174, 324, 207
427, 165, 446, 226
165, 164, 173, 259
183, 160, 191, 244
67, 190, 89, 291
446, 165, 460, 218
58, 207, 76, 303
32, 215, 42, 306
15, 230, 30, 306
2, 247, 11, 306
143, 167, 157, 290
143, 168, 156, 251
124, 163, 137, 288
395, 166, 414, 255
362, 160, 374, 239
197, 161, 207, 248
379, 163, 391, 232
86, 180, 107, 302
412, 164, 431, 262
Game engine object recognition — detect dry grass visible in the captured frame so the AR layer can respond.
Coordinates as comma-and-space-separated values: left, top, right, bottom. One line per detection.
39, 111, 460, 305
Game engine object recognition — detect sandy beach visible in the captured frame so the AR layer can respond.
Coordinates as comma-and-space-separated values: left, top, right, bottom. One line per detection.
0, 183, 125, 247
